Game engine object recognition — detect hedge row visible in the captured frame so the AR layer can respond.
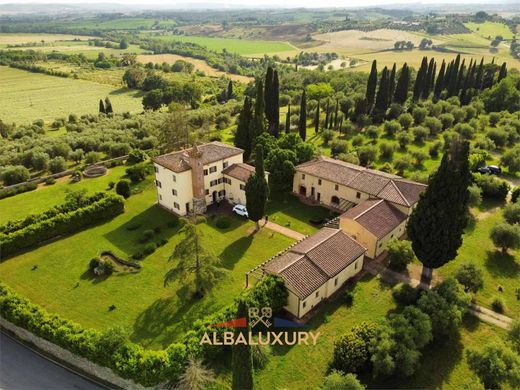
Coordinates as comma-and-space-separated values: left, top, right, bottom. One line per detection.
0, 193, 124, 257
0, 275, 288, 386
0, 182, 37, 200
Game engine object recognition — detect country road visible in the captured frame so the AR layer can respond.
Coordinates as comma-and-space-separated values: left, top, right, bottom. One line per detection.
0, 332, 105, 390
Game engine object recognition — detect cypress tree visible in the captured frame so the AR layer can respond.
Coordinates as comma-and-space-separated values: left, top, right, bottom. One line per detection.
271, 70, 280, 137
285, 103, 291, 133
413, 57, 428, 101
374, 66, 390, 119
444, 62, 453, 92
333, 99, 339, 128
235, 97, 253, 159
422, 58, 435, 99
324, 99, 330, 129
388, 63, 397, 104
366, 60, 378, 112
434, 60, 446, 100
99, 99, 105, 114
314, 100, 320, 133
227, 80, 234, 100
498, 62, 507, 82
231, 299, 254, 390
104, 97, 113, 114
245, 144, 269, 232
264, 66, 273, 121
456, 60, 466, 95
448, 54, 461, 96
394, 63, 410, 104
407, 136, 471, 284
483, 64, 496, 89
299, 89, 307, 141
475, 58, 484, 90
252, 80, 266, 138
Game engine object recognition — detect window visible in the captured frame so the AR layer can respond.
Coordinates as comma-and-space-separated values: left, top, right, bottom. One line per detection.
301, 174, 305, 180
223, 161, 228, 169
334, 278, 338, 286
302, 301, 307, 308
209, 166, 217, 173
172, 189, 177, 196
210, 180, 218, 187
335, 184, 339, 191
318, 179, 322, 185
356, 192, 361, 199
390, 234, 394, 239
205, 189, 209, 195
154, 166, 159, 173
223, 177, 231, 185
156, 180, 162, 188
354, 261, 358, 270
379, 242, 383, 247
172, 174, 176, 182
240, 184, 245, 191
203, 169, 208, 176
315, 291, 319, 298
219, 190, 226, 197
159, 194, 162, 201
218, 178, 223, 184
174, 202, 180, 210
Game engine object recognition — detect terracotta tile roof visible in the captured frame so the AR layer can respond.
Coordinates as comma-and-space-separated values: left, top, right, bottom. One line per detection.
222, 163, 255, 182
152, 142, 243, 173
341, 199, 408, 238
295, 156, 426, 207
263, 227, 366, 299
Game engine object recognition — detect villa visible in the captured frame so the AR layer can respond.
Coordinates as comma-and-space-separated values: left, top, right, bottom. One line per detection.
152, 142, 261, 216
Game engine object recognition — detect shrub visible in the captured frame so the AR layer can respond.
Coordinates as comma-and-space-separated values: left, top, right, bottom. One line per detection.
351, 135, 364, 147
383, 120, 402, 137
512, 186, 520, 203
125, 163, 150, 183
330, 140, 349, 156
89, 257, 101, 271
115, 179, 131, 199
215, 216, 231, 229
343, 288, 354, 306
379, 142, 396, 160
491, 297, 505, 313
45, 177, 56, 185
396, 131, 412, 150
467, 342, 520, 389
48, 156, 67, 174
387, 240, 415, 272
392, 283, 420, 305
490, 223, 520, 253
141, 229, 154, 242
412, 126, 429, 143
85, 151, 102, 164
0, 182, 37, 199
503, 203, 520, 224
357, 145, 378, 166
330, 322, 377, 374
473, 174, 509, 201
323, 371, 365, 390
127, 149, 148, 165
412, 107, 428, 124
424, 117, 442, 136
439, 113, 454, 130
455, 263, 484, 293
398, 113, 413, 129
143, 242, 157, 255
321, 130, 334, 145
107, 181, 115, 190
1, 165, 30, 185
468, 185, 482, 207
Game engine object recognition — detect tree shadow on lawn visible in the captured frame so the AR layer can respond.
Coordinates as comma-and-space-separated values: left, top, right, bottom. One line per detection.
219, 235, 254, 270
109, 87, 144, 97
484, 249, 520, 278
103, 205, 180, 256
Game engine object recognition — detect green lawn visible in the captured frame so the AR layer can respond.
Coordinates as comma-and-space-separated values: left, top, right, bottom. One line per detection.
0, 66, 143, 123
439, 204, 520, 318
465, 21, 515, 40
148, 34, 295, 56
0, 176, 294, 348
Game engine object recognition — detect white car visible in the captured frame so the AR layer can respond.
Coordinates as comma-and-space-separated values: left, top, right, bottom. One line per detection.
232, 204, 248, 218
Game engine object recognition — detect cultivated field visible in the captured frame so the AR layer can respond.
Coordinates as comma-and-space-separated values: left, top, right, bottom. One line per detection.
464, 21, 515, 40
136, 53, 252, 83
148, 34, 297, 56
0, 33, 96, 46
0, 66, 143, 123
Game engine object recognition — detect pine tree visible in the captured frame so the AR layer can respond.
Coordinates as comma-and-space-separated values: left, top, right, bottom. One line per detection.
366, 60, 378, 112
299, 89, 307, 141
388, 63, 397, 104
314, 100, 320, 134
227, 80, 234, 100
498, 62, 507, 82
407, 136, 472, 283
285, 103, 291, 133
104, 97, 113, 114
231, 299, 254, 390
374, 66, 390, 119
235, 97, 253, 159
434, 60, 446, 100
413, 57, 428, 101
394, 63, 410, 104
245, 144, 269, 232
99, 99, 105, 114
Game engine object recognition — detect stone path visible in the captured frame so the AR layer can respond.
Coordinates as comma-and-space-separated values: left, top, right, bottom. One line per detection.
260, 219, 306, 241
363, 257, 515, 330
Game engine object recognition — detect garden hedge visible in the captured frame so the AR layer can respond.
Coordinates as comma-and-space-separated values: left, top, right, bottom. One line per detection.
0, 182, 37, 200
0, 192, 124, 257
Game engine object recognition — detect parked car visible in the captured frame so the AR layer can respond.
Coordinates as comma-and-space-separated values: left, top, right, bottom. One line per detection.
232, 204, 248, 218
477, 165, 502, 175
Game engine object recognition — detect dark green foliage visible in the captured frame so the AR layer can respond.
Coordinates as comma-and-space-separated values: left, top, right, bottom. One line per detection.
330, 322, 377, 374
127, 149, 148, 165
512, 186, 520, 203
490, 223, 520, 253
408, 137, 471, 273
323, 371, 365, 390
467, 342, 520, 389
1, 165, 30, 185
473, 174, 510, 201
481, 77, 520, 113
314, 100, 320, 133
413, 57, 428, 101
455, 263, 484, 293
227, 80, 234, 100
116, 179, 131, 199
366, 60, 378, 111
503, 203, 520, 224
392, 283, 420, 306
245, 145, 269, 229
232, 299, 254, 390
394, 63, 410, 105
125, 162, 150, 183
99, 99, 105, 114
387, 240, 415, 272
299, 89, 307, 141
0, 192, 124, 257
104, 97, 113, 114
388, 63, 397, 104
214, 215, 231, 229
285, 103, 291, 133
235, 96, 253, 159
373, 66, 390, 120
0, 181, 37, 199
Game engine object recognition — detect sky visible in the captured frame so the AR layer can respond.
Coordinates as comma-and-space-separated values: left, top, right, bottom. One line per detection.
0, 0, 508, 6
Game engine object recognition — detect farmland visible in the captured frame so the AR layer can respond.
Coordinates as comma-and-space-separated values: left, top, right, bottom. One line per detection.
0, 66, 143, 123
0, 33, 96, 46
464, 21, 515, 40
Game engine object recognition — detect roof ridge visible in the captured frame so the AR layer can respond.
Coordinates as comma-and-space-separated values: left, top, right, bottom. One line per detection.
303, 254, 335, 279
389, 179, 410, 207
290, 227, 338, 255
277, 253, 306, 273
352, 199, 385, 220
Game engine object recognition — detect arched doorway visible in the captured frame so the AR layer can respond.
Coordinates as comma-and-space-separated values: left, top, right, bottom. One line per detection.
331, 196, 340, 207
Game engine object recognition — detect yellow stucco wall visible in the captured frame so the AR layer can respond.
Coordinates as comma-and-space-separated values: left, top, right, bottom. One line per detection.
154, 163, 193, 216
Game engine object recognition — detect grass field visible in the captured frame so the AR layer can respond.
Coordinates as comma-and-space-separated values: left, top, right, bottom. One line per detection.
0, 172, 294, 348
148, 34, 296, 56
0, 66, 143, 123
465, 21, 515, 40
0, 33, 96, 45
